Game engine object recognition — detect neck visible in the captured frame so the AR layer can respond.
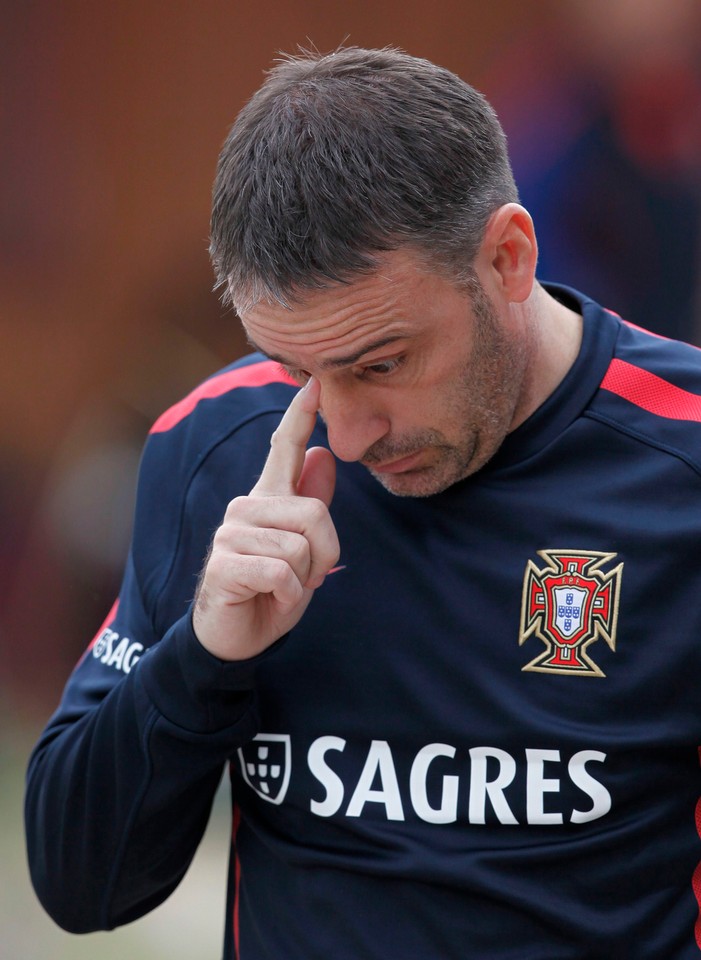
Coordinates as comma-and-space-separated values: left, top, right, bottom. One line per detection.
511, 283, 584, 430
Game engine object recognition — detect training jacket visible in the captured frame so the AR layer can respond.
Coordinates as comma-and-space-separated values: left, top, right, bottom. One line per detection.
25, 286, 701, 959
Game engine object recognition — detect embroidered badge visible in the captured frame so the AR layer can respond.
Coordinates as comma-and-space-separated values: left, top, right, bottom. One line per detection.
519, 550, 623, 677
237, 733, 292, 804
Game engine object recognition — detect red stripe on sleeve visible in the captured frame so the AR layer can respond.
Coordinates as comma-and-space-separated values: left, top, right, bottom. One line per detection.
75, 598, 120, 667
600, 358, 701, 423
232, 803, 242, 960
86, 598, 120, 652
150, 361, 297, 434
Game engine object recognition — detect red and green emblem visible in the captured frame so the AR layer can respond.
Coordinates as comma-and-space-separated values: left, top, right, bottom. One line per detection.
520, 550, 623, 677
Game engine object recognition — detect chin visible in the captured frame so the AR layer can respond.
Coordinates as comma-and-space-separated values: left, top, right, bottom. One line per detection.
369, 465, 460, 498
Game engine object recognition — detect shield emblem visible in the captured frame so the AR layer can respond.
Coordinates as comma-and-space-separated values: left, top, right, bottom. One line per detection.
520, 549, 623, 676
553, 586, 586, 638
237, 733, 291, 805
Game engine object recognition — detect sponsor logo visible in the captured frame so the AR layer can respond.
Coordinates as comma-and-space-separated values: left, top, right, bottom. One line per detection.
237, 734, 292, 804
92, 627, 143, 674
237, 733, 611, 826
519, 550, 623, 677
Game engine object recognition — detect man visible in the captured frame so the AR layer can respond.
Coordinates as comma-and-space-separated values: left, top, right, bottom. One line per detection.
25, 47, 701, 958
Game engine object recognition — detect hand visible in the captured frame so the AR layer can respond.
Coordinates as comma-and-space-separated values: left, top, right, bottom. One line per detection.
192, 377, 339, 661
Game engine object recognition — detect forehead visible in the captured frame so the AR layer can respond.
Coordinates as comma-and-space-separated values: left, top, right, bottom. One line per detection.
236, 249, 463, 363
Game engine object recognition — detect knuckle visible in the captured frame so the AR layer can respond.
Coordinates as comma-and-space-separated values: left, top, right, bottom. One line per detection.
269, 556, 287, 579
211, 523, 238, 552
225, 495, 251, 517
268, 558, 293, 589
268, 427, 285, 450
305, 497, 328, 523
202, 550, 230, 587
260, 527, 284, 550
289, 534, 310, 567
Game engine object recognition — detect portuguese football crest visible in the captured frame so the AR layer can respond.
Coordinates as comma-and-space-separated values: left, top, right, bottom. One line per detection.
519, 550, 623, 677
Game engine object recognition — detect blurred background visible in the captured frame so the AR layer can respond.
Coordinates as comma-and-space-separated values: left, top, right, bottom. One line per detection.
2, 0, 700, 956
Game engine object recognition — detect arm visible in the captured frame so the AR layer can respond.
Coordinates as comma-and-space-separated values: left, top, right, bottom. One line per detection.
24, 556, 261, 932
25, 377, 338, 932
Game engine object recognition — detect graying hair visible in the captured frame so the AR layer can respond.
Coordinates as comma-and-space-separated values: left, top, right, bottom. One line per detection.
210, 46, 518, 311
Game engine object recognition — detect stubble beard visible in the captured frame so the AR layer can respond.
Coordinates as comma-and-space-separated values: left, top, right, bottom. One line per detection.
364, 283, 530, 498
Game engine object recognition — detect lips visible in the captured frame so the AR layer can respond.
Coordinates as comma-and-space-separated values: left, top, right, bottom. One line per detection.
366, 450, 425, 474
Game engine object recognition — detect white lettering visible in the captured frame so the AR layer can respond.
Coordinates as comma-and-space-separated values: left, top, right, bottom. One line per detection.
569, 750, 611, 823
308, 736, 346, 817
106, 637, 130, 672
410, 743, 459, 824
96, 628, 117, 662
468, 747, 518, 824
346, 740, 405, 821
94, 628, 143, 675
526, 748, 563, 825
301, 738, 612, 826
123, 642, 143, 674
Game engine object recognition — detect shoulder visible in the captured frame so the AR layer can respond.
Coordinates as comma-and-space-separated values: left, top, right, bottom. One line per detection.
140, 353, 300, 482
149, 353, 297, 440
589, 313, 701, 474
137, 348, 303, 501
130, 355, 301, 603
137, 352, 299, 501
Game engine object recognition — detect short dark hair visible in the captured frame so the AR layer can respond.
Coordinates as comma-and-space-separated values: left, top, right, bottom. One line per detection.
210, 46, 518, 310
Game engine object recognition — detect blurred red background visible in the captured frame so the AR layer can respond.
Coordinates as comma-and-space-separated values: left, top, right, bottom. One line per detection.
1, 0, 699, 721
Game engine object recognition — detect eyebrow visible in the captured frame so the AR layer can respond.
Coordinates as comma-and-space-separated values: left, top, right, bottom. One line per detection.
246, 334, 406, 370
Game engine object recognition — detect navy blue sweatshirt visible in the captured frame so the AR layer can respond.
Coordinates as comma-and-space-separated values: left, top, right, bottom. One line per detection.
26, 287, 701, 958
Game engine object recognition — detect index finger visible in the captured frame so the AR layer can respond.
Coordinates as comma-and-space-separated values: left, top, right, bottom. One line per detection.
251, 377, 321, 496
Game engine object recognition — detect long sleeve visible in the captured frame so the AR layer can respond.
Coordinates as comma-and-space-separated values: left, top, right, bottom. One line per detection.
24, 359, 298, 933
24, 563, 265, 932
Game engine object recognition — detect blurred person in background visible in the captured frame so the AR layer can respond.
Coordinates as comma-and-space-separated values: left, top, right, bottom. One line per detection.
24, 46, 701, 959
487, 0, 701, 342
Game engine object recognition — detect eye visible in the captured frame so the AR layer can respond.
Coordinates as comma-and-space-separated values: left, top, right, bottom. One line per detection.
359, 356, 405, 379
279, 364, 311, 385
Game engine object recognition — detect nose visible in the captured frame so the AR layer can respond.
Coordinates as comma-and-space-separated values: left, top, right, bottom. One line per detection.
319, 382, 389, 462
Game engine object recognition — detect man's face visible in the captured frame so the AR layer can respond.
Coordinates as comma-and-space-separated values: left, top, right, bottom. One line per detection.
239, 248, 536, 497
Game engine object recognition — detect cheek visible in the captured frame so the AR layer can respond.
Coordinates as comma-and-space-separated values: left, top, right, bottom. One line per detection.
385, 390, 443, 432
422, 339, 474, 388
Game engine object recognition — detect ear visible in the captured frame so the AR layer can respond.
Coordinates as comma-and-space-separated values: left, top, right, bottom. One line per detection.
479, 203, 538, 304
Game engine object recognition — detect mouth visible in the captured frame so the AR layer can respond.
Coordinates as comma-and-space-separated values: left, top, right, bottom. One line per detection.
364, 450, 427, 474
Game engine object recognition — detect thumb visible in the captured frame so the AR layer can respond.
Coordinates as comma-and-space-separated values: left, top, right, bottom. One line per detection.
297, 446, 336, 506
